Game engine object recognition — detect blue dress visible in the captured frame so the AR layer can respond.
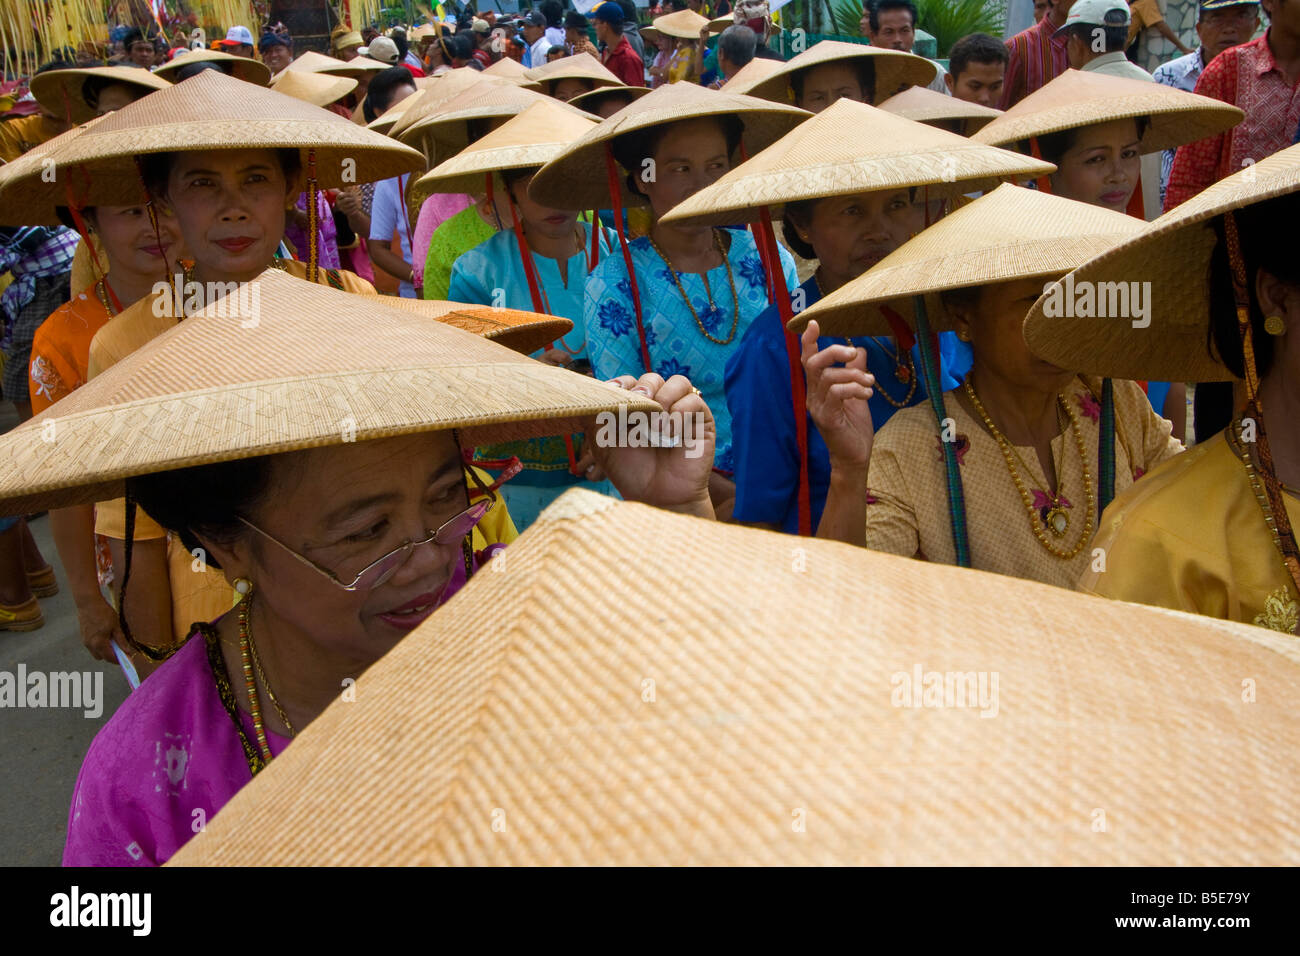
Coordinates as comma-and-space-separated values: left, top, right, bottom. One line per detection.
726, 275, 972, 534
584, 228, 798, 474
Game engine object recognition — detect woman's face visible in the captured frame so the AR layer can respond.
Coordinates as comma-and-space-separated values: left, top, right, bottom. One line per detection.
552, 77, 594, 102
1048, 118, 1142, 213
95, 82, 138, 116
795, 61, 867, 112
955, 277, 1076, 393
227, 432, 470, 662
637, 117, 731, 221
162, 148, 296, 282
801, 189, 919, 288
262, 44, 293, 74
92, 204, 184, 279
511, 171, 579, 242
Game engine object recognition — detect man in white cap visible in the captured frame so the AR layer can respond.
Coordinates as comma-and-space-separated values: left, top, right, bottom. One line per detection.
359, 35, 401, 66
216, 25, 255, 59
1058, 0, 1154, 80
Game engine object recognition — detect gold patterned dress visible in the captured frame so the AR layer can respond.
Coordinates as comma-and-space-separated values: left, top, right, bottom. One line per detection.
1079, 424, 1300, 634
865, 376, 1183, 590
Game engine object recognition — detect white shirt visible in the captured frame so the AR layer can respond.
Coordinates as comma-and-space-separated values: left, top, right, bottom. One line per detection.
369, 174, 416, 298
527, 35, 552, 69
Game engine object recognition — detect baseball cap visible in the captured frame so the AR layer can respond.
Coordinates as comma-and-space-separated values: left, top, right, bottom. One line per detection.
218, 25, 255, 47
1200, 0, 1259, 8
591, 3, 624, 25
359, 35, 400, 65
523, 11, 547, 27
1055, 0, 1130, 34
260, 33, 290, 51
472, 18, 491, 34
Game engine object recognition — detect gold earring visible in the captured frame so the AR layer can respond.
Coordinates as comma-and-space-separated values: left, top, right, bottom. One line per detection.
233, 577, 253, 596
1265, 315, 1287, 336
956, 329, 971, 342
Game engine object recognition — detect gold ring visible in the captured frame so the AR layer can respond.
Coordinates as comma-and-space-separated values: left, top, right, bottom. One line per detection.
690, 386, 702, 397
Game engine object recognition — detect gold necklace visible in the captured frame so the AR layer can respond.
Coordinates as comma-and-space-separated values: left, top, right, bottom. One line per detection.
94, 277, 117, 317
647, 229, 740, 346
245, 609, 296, 737
964, 379, 1096, 560
812, 272, 917, 408
237, 596, 272, 762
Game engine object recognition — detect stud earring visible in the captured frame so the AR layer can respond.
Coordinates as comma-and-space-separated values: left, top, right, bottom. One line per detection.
1265, 315, 1287, 336
233, 577, 254, 596
956, 329, 971, 342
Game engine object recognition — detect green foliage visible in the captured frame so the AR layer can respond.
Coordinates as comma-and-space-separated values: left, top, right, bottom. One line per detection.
914, 0, 1005, 56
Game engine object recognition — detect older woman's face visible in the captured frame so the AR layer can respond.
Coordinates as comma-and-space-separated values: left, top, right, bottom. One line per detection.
955, 277, 1077, 394
637, 117, 731, 221
796, 61, 867, 112
237, 432, 469, 661
95, 82, 139, 115
163, 148, 296, 283
1049, 118, 1142, 213
801, 189, 919, 287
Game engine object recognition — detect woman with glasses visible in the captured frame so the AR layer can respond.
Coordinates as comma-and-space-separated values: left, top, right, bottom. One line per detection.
17, 272, 716, 865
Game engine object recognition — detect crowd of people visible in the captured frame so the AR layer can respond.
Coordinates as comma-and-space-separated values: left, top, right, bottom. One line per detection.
0, 0, 1295, 865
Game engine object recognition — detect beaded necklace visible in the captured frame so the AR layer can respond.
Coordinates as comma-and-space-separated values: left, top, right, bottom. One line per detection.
94, 277, 121, 316
646, 228, 740, 346
963, 379, 1096, 560
811, 273, 917, 408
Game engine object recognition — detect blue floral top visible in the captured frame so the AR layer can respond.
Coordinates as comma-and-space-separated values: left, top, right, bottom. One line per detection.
583, 227, 798, 474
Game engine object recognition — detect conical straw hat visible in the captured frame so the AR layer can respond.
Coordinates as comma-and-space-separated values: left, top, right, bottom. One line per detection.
14, 70, 422, 209
877, 84, 1002, 134
30, 66, 172, 124
384, 71, 518, 139
270, 69, 357, 109
0, 270, 657, 517
362, 74, 445, 134
412, 99, 600, 202
153, 48, 272, 87
1024, 142, 1300, 384
708, 13, 733, 31
719, 55, 785, 93
483, 57, 539, 84
658, 98, 1054, 228
397, 83, 594, 163
972, 68, 1244, 155
792, 183, 1145, 337
567, 84, 651, 115
523, 51, 623, 90
287, 49, 388, 77
724, 40, 936, 107
167, 488, 1300, 866
0, 115, 112, 225
356, 294, 574, 355
529, 82, 810, 210
646, 9, 711, 40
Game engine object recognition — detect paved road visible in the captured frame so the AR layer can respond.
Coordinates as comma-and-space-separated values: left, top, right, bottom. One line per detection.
1, 404, 129, 866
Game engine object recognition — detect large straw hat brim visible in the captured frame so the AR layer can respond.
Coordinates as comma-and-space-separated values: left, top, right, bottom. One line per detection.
566, 84, 651, 115
0, 270, 657, 517
649, 9, 712, 39
877, 85, 1002, 133
1024, 142, 1300, 383
708, 13, 733, 31
483, 58, 538, 83
270, 69, 357, 109
30, 66, 172, 124
529, 83, 811, 210
792, 183, 1146, 337
412, 100, 600, 200
719, 56, 786, 94
153, 48, 272, 87
522, 51, 623, 89
356, 295, 573, 355
972, 69, 1244, 155
727, 41, 936, 107
385, 72, 521, 140
288, 50, 388, 77
0, 115, 110, 225
168, 488, 1300, 866
14, 71, 422, 207
658, 98, 1054, 228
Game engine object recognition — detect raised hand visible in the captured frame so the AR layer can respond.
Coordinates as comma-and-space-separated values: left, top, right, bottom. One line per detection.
801, 319, 875, 472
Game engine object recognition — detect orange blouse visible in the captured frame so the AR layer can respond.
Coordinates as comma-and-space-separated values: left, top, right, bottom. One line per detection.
28, 280, 114, 415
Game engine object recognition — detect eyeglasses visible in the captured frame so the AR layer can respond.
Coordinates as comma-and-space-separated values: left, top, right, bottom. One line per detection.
237, 469, 495, 592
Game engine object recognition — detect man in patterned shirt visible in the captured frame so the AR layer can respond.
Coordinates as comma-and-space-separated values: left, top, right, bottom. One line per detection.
1152, 0, 1262, 203
1165, 0, 1300, 209
1000, 0, 1078, 108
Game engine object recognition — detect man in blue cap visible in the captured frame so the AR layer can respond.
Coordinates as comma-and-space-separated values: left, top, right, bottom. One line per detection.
1153, 0, 1261, 202
593, 1, 645, 86
259, 31, 293, 79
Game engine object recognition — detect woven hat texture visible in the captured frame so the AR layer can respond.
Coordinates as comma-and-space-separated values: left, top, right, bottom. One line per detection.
153, 48, 272, 86
270, 69, 357, 109
286, 50, 388, 77
724, 39, 936, 106
30, 66, 172, 125
523, 51, 624, 89
877, 85, 1002, 133
358, 293, 574, 355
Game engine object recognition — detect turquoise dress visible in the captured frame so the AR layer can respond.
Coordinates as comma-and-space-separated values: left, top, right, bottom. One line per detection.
583, 228, 799, 474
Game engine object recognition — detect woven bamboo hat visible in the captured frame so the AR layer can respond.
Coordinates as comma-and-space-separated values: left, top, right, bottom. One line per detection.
529, 82, 810, 210
708, 13, 734, 31
972, 69, 1244, 155
30, 66, 172, 125
791, 183, 1146, 337
724, 39, 936, 107
643, 9, 711, 42
153, 48, 272, 86
10, 70, 422, 209
523, 51, 623, 91
0, 115, 112, 225
286, 49, 388, 78
878, 85, 1002, 134
412, 99, 600, 203
167, 488, 1300, 866
1024, 142, 1300, 384
362, 74, 445, 134
270, 69, 357, 109
0, 271, 656, 517
483, 57, 538, 84
384, 71, 519, 140
360, 294, 574, 356
719, 55, 785, 93
658, 98, 1053, 228
567, 84, 651, 115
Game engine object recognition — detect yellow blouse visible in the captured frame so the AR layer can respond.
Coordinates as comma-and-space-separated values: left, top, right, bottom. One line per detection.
1079, 428, 1300, 634
866, 376, 1183, 590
